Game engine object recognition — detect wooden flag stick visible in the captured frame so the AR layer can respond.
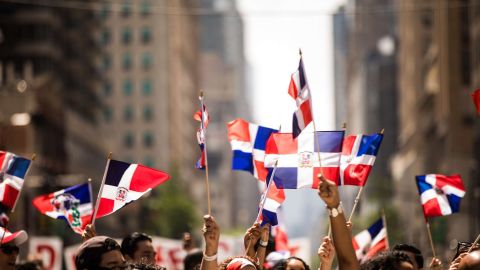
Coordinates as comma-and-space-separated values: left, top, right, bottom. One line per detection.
468, 234, 480, 252
426, 221, 437, 258
255, 161, 278, 223
382, 209, 390, 248
91, 152, 112, 227
11, 153, 36, 213
199, 91, 212, 216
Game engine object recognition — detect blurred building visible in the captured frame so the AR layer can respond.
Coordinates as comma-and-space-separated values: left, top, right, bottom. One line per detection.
0, 2, 104, 237
392, 0, 480, 255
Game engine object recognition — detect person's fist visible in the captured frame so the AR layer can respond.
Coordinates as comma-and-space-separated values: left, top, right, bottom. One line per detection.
82, 224, 96, 242
317, 174, 340, 208
318, 236, 335, 266
429, 257, 442, 270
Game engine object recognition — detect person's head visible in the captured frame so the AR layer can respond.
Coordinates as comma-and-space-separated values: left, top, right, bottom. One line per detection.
183, 249, 202, 270
219, 256, 260, 270
75, 236, 127, 270
392, 244, 424, 269
458, 250, 480, 270
14, 261, 42, 270
121, 232, 155, 265
271, 257, 310, 270
360, 251, 414, 270
0, 229, 28, 270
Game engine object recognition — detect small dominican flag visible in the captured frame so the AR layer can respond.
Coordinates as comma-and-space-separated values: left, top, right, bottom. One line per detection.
415, 174, 465, 218
471, 89, 480, 113
259, 180, 285, 226
340, 133, 383, 186
353, 218, 388, 262
264, 131, 344, 189
288, 57, 313, 138
0, 151, 31, 210
227, 118, 278, 181
194, 100, 209, 170
95, 159, 170, 219
32, 183, 93, 234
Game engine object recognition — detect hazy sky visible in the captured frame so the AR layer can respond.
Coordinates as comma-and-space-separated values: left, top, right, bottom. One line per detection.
237, 0, 345, 239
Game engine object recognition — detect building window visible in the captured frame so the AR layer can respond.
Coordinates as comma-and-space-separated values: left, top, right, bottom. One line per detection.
142, 53, 153, 70
103, 106, 112, 122
143, 106, 153, 122
123, 79, 133, 96
122, 28, 132, 44
143, 156, 154, 167
140, 0, 151, 16
100, 29, 111, 45
99, 2, 109, 19
141, 27, 152, 44
103, 82, 112, 96
123, 53, 132, 70
124, 106, 134, 122
121, 0, 132, 17
102, 55, 112, 71
124, 132, 134, 148
142, 79, 152, 96
143, 132, 154, 147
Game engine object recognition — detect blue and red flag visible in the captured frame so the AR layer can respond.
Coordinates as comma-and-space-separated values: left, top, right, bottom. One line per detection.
264, 131, 345, 188
340, 133, 383, 186
0, 151, 31, 210
227, 118, 278, 181
352, 218, 388, 262
95, 159, 170, 219
194, 100, 209, 170
33, 183, 93, 234
288, 57, 313, 138
415, 174, 465, 218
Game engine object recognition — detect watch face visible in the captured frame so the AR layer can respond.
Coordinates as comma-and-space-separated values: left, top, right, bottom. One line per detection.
332, 208, 338, 217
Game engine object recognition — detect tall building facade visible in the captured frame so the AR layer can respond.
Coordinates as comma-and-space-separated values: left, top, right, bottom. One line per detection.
392, 0, 480, 255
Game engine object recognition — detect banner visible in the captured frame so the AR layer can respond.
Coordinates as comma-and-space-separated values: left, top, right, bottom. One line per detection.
29, 237, 62, 270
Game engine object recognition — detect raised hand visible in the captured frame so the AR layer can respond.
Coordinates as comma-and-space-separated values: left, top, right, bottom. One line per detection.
317, 174, 340, 208
429, 257, 442, 270
318, 236, 335, 269
202, 215, 220, 256
81, 224, 96, 242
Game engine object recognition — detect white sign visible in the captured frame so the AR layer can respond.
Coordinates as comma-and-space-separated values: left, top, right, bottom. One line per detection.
29, 237, 63, 270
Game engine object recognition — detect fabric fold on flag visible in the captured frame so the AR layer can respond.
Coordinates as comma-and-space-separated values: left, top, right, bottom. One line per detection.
352, 218, 388, 262
227, 118, 278, 181
96, 160, 170, 219
33, 183, 93, 234
415, 174, 465, 218
340, 133, 383, 186
0, 151, 31, 210
264, 131, 344, 189
288, 58, 313, 138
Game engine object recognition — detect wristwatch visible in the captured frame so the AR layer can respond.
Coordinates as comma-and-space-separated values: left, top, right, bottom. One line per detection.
259, 240, 268, 247
327, 202, 343, 218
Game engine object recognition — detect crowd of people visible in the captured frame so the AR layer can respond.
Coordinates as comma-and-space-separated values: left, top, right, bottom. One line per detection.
0, 175, 479, 270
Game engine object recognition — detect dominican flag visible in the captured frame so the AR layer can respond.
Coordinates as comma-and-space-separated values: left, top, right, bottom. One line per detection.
227, 118, 278, 181
472, 89, 480, 113
352, 218, 388, 262
258, 181, 285, 226
340, 133, 383, 186
194, 100, 209, 169
264, 131, 344, 189
95, 159, 170, 219
32, 183, 93, 234
415, 174, 465, 218
0, 151, 31, 210
288, 57, 313, 138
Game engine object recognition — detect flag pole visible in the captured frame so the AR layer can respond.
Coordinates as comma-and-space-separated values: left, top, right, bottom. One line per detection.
382, 209, 390, 248
91, 152, 112, 227
199, 91, 212, 216
11, 153, 36, 213
347, 128, 384, 223
426, 220, 437, 258
468, 234, 480, 252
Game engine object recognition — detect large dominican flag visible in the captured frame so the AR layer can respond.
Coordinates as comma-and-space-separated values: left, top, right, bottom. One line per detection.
227, 118, 278, 181
95, 160, 170, 219
340, 133, 383, 186
33, 183, 93, 234
415, 174, 465, 218
264, 131, 344, 189
288, 58, 313, 138
352, 218, 388, 262
0, 151, 31, 209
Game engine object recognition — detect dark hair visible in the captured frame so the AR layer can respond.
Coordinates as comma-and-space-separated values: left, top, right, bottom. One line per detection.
271, 256, 310, 270
130, 262, 166, 270
75, 236, 121, 270
121, 232, 153, 258
360, 251, 413, 270
392, 244, 424, 268
15, 261, 42, 270
184, 249, 203, 270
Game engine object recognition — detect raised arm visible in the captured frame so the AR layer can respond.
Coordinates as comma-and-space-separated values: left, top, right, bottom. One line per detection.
200, 215, 220, 270
317, 175, 359, 270
318, 236, 335, 270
